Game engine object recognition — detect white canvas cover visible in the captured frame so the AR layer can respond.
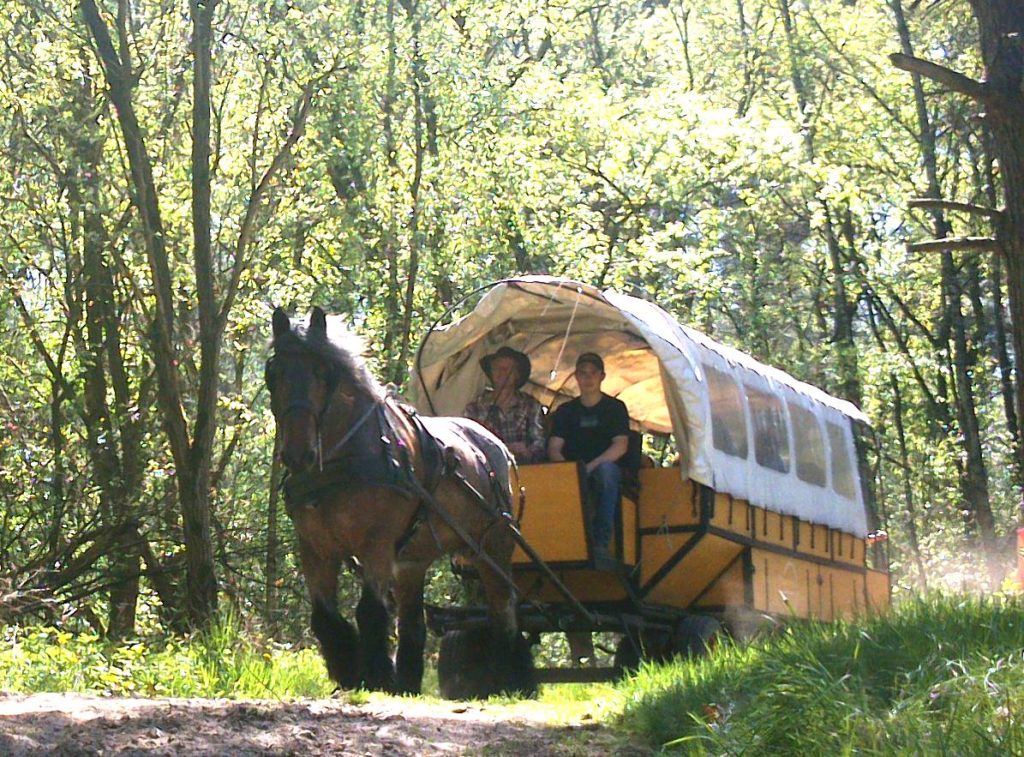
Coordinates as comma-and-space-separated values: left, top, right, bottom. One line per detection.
409, 276, 871, 536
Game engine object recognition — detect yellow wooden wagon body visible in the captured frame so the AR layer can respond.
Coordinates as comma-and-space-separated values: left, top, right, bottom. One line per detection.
512, 462, 889, 623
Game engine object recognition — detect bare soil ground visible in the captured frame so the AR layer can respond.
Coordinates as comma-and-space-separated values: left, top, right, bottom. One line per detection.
0, 693, 653, 756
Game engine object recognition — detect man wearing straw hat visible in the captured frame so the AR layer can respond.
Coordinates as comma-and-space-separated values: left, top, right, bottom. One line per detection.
465, 346, 546, 464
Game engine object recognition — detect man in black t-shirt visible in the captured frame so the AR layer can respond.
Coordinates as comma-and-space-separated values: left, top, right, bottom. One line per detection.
547, 352, 629, 556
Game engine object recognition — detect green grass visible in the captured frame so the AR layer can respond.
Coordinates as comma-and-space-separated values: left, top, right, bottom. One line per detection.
4, 594, 1022, 756
0, 614, 333, 699
617, 594, 1024, 755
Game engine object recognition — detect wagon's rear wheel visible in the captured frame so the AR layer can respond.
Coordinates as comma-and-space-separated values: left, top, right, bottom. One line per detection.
673, 614, 722, 658
437, 629, 536, 700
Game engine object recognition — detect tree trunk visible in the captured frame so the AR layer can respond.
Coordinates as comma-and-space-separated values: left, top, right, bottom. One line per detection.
264, 454, 282, 636
80, 0, 217, 628
397, 0, 426, 383
891, 0, 1001, 582
891, 376, 929, 589
969, 0, 1024, 520
183, 0, 221, 626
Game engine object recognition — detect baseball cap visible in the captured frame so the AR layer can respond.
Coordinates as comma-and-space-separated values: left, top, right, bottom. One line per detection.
575, 352, 604, 372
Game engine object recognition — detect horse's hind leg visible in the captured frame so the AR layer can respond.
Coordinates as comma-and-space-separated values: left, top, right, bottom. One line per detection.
300, 543, 360, 690
355, 580, 396, 692
393, 562, 429, 694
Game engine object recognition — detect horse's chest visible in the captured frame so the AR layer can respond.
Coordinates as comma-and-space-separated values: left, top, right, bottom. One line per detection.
291, 488, 416, 557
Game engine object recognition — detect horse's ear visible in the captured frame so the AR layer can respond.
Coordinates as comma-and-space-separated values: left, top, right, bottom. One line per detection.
309, 307, 327, 337
272, 307, 291, 338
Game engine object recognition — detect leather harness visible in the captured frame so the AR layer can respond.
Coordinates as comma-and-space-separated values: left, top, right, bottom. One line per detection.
281, 396, 510, 560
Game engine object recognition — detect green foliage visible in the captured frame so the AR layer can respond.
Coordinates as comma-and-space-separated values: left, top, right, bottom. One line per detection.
0, 0, 1017, 637
0, 614, 332, 699
618, 594, 1024, 754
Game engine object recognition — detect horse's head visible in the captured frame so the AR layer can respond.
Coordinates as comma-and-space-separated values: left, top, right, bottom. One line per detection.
266, 307, 339, 472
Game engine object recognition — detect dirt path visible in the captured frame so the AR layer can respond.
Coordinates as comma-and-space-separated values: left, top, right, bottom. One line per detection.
0, 693, 653, 756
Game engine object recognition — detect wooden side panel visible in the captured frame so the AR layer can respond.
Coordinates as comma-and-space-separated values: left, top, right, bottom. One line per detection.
644, 535, 744, 609
513, 462, 638, 566
694, 556, 748, 609
621, 495, 638, 565
709, 494, 751, 535
749, 550, 876, 620
513, 463, 587, 564
811, 566, 831, 621
795, 521, 830, 559
638, 468, 698, 529
830, 530, 863, 566
831, 568, 864, 619
514, 569, 629, 604
751, 549, 816, 618
639, 531, 694, 587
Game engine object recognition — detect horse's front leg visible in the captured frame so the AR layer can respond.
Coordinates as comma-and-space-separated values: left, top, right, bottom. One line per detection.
393, 562, 429, 694
354, 580, 396, 692
298, 539, 360, 690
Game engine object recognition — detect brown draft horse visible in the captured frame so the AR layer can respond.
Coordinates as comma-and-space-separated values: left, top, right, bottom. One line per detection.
266, 307, 534, 696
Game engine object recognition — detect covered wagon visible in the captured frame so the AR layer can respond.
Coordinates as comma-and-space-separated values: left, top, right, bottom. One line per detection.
410, 276, 889, 683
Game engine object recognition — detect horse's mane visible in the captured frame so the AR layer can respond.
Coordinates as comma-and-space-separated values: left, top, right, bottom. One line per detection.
273, 318, 384, 400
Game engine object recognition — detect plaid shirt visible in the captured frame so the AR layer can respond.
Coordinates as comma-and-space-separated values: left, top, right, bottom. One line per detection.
465, 390, 546, 463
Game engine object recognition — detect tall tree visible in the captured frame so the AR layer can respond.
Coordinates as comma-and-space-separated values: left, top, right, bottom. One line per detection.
78, 0, 328, 626
892, 1, 1024, 521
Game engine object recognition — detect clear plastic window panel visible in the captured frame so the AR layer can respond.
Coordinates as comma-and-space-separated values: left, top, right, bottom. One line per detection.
704, 365, 748, 459
788, 401, 826, 487
826, 421, 856, 499
745, 386, 791, 473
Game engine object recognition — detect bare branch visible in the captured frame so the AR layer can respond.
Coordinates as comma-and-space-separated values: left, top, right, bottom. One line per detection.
907, 199, 1003, 220
889, 52, 991, 102
907, 236, 999, 253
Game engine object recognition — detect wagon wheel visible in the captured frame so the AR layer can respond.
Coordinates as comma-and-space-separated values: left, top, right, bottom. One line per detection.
613, 627, 675, 677
437, 629, 536, 700
612, 634, 642, 676
673, 614, 722, 658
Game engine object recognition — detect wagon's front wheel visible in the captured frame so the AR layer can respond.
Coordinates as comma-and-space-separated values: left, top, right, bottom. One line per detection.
437, 629, 536, 700
612, 634, 642, 677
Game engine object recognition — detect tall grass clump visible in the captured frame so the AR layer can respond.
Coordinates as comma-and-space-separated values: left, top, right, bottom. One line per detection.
618, 594, 1024, 755
0, 612, 332, 699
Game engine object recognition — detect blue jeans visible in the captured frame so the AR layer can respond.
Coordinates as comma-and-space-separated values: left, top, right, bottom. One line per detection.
587, 462, 622, 549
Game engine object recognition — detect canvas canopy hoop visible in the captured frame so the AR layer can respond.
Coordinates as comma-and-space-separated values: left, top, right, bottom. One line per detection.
410, 276, 871, 536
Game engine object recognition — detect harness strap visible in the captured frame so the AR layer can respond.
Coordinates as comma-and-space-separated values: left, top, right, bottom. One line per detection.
390, 402, 450, 557
319, 400, 378, 462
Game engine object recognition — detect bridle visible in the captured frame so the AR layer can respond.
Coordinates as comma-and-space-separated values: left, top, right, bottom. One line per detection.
268, 349, 375, 472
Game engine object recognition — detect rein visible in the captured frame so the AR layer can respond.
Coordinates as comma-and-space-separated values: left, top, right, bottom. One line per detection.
319, 399, 378, 464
